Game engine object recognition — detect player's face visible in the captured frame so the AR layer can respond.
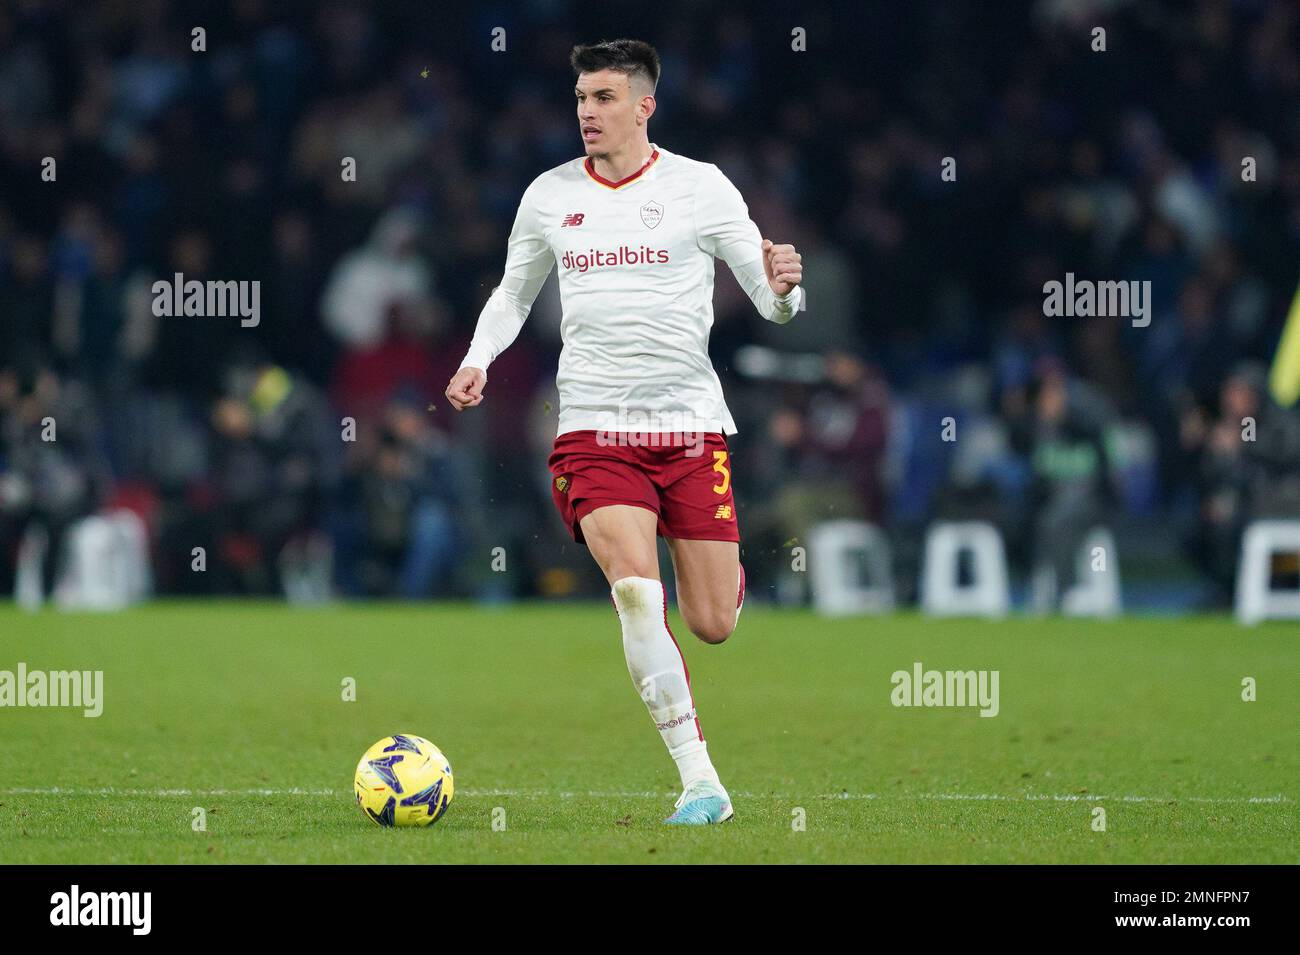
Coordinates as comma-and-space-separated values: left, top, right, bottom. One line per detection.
575, 70, 644, 156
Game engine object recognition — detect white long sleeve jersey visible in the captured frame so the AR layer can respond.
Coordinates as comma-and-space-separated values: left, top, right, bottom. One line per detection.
459, 143, 805, 436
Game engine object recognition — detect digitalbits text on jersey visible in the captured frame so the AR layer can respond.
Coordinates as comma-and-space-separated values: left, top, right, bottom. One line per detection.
560, 245, 671, 273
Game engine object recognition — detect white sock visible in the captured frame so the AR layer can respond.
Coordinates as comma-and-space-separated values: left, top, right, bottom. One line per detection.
611, 576, 720, 791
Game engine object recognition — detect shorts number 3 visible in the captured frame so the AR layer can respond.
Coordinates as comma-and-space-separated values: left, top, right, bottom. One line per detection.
711, 450, 731, 495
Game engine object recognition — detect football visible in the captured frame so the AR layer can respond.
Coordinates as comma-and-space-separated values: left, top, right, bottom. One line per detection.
353, 734, 455, 828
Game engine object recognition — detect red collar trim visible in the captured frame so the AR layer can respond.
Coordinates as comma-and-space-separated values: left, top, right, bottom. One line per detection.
584, 148, 660, 189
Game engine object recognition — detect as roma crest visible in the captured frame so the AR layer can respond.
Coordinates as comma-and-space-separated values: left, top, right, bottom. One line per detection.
639, 201, 664, 229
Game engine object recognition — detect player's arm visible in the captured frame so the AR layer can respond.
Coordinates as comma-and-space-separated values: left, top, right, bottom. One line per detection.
446, 184, 554, 411
695, 165, 805, 325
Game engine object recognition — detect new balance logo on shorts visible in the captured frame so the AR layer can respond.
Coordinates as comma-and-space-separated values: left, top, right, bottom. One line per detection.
714, 505, 732, 519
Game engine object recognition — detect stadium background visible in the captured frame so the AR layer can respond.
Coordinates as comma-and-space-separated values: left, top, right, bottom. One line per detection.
2, 0, 1299, 612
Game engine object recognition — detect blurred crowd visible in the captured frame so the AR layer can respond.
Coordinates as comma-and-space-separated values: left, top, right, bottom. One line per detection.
2, 0, 1299, 607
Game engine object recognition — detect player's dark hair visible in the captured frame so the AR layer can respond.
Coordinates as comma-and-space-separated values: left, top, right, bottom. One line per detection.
570, 38, 660, 93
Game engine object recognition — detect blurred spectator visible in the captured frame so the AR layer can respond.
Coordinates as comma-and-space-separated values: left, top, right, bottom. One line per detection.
740, 352, 890, 592
176, 362, 335, 594
0, 236, 54, 375
0, 368, 104, 595
1010, 362, 1118, 610
330, 398, 460, 598
321, 206, 440, 349
1182, 363, 1300, 604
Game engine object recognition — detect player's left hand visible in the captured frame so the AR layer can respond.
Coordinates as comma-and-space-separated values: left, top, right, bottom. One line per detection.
762, 239, 802, 296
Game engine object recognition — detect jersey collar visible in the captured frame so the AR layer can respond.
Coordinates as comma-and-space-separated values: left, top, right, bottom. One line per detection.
583, 144, 660, 190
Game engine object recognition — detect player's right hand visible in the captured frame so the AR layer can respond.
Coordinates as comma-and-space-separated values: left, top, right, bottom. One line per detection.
445, 366, 487, 411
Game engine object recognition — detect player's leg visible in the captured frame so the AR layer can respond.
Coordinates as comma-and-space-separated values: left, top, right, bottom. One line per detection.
578, 503, 731, 823
576, 503, 659, 583
656, 432, 745, 644
665, 537, 743, 644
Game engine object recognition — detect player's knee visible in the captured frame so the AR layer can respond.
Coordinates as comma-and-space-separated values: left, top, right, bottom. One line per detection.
689, 611, 735, 645
607, 560, 659, 587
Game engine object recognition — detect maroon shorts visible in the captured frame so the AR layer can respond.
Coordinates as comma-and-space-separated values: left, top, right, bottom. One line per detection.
548, 430, 740, 545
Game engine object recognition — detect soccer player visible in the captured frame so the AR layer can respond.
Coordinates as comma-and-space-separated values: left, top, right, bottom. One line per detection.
444, 38, 804, 824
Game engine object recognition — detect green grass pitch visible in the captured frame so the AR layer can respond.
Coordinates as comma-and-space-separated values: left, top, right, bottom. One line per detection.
0, 601, 1295, 863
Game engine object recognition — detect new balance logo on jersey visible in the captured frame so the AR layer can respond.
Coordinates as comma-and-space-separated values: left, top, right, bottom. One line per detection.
561, 213, 585, 227
714, 505, 732, 520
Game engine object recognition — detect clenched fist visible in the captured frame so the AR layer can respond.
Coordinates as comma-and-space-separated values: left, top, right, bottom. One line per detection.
445, 366, 486, 411
762, 238, 803, 296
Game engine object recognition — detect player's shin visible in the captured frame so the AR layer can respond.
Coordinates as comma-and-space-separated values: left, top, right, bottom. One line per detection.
611, 576, 720, 790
